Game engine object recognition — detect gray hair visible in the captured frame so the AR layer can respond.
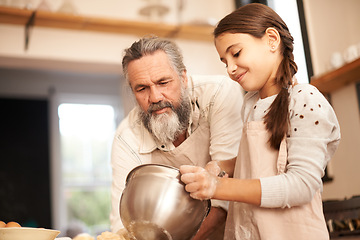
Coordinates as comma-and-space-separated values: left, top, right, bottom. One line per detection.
122, 36, 186, 82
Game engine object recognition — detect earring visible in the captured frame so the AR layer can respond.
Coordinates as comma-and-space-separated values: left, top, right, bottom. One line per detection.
271, 46, 275, 50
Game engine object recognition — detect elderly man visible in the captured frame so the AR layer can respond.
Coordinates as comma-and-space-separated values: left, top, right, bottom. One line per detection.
110, 36, 243, 239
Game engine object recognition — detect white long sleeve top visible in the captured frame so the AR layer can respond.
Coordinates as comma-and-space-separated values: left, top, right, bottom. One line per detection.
241, 84, 341, 208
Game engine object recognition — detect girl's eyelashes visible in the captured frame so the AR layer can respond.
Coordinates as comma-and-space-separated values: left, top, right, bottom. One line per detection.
233, 50, 241, 58
221, 49, 241, 68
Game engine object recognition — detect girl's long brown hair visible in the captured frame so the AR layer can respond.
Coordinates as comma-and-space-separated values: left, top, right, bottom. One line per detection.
214, 3, 298, 150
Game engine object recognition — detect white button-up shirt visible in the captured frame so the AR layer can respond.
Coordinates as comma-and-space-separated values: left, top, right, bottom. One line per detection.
110, 75, 244, 233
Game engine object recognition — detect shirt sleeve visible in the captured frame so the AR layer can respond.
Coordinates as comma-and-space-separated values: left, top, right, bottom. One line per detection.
110, 125, 145, 233
208, 77, 244, 161
260, 84, 340, 208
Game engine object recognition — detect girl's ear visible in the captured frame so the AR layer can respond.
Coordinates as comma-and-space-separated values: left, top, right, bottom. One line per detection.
265, 27, 281, 52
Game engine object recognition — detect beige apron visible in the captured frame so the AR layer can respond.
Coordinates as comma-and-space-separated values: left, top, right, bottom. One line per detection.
152, 111, 226, 240
224, 121, 329, 240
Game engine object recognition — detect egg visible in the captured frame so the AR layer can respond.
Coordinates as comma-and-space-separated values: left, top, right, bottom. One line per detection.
5, 221, 21, 228
0, 221, 6, 228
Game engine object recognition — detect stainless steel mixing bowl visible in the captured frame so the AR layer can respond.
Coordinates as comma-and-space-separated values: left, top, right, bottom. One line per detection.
120, 164, 211, 240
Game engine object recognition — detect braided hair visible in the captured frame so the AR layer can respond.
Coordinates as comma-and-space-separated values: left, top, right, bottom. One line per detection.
214, 3, 298, 149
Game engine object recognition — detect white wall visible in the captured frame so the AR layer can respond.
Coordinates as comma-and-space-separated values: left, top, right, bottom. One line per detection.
9, 0, 234, 25
0, 0, 235, 76
303, 0, 360, 75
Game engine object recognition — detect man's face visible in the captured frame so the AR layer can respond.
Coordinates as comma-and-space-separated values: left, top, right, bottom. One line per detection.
139, 85, 191, 144
127, 50, 190, 143
127, 50, 188, 115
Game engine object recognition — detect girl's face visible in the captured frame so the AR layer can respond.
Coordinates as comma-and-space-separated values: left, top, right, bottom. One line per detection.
215, 31, 282, 98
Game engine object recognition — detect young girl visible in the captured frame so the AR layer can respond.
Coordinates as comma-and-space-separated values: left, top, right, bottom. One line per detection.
180, 3, 340, 240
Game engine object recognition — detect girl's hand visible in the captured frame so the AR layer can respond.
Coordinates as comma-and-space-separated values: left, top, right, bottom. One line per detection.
205, 161, 221, 176
180, 165, 218, 200
205, 161, 228, 178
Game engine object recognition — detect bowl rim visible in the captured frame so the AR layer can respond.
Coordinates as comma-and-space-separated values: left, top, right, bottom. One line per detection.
0, 227, 60, 234
125, 163, 180, 183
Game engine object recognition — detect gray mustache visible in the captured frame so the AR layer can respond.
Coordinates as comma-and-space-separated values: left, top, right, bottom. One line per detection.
148, 101, 173, 114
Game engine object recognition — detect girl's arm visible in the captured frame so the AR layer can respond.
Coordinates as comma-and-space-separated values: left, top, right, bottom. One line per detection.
180, 165, 261, 206
215, 177, 261, 206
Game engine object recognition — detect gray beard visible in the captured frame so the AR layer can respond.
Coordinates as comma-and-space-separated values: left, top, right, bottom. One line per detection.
139, 88, 191, 144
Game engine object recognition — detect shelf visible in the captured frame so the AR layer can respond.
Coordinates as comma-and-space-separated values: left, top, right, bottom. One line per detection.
0, 55, 122, 74
0, 6, 214, 42
311, 58, 360, 94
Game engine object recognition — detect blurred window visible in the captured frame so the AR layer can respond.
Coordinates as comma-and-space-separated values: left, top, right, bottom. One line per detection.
58, 103, 116, 236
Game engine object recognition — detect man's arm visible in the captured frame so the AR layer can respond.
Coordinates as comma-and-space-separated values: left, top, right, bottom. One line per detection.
204, 77, 243, 238
192, 207, 227, 240
208, 77, 244, 162
110, 131, 146, 233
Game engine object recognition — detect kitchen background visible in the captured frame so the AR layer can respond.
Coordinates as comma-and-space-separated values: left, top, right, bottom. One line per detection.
0, 0, 359, 238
